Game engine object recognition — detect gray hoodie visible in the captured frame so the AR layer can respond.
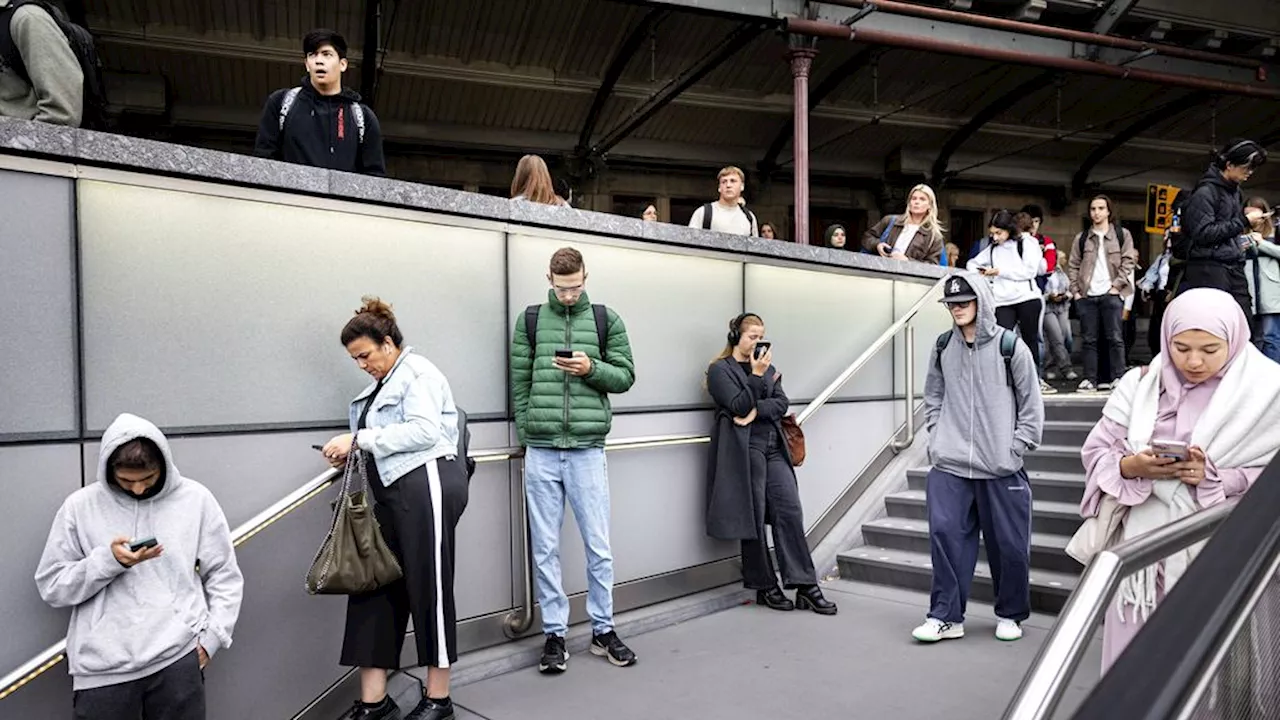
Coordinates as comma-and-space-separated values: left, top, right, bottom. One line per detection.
35, 414, 243, 690
0, 0, 84, 126
924, 271, 1044, 479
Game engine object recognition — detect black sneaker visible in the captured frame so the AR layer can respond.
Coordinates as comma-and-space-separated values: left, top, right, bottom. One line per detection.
590, 630, 637, 667
405, 697, 455, 720
538, 633, 568, 674
345, 696, 401, 720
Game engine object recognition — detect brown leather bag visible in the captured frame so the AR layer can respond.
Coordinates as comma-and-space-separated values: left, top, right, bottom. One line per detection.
305, 450, 403, 595
781, 414, 806, 467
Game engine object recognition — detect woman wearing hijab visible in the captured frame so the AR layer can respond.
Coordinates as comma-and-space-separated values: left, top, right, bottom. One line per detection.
825, 224, 847, 249
1078, 288, 1280, 673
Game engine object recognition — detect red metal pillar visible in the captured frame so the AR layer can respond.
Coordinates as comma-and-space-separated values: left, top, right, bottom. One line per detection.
789, 46, 817, 245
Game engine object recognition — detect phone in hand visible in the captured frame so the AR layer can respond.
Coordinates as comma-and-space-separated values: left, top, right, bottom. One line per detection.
129, 537, 158, 552
554, 349, 574, 359
753, 342, 772, 360
311, 444, 325, 452
1151, 439, 1190, 462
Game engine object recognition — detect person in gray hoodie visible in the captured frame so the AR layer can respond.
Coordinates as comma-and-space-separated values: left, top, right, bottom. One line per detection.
0, 0, 83, 126
912, 272, 1043, 645
35, 413, 243, 720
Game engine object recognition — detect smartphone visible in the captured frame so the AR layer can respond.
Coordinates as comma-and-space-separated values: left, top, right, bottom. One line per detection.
753, 342, 772, 360
554, 349, 574, 359
1151, 439, 1190, 462
311, 444, 325, 452
129, 537, 158, 552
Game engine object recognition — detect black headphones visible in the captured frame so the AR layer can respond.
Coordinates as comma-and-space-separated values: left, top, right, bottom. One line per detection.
728, 313, 759, 346
1218, 140, 1263, 168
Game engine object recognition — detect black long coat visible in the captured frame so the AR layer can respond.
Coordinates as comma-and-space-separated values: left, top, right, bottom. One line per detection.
704, 357, 795, 541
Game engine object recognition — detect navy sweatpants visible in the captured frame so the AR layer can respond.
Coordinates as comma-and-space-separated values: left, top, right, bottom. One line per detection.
926, 468, 1032, 624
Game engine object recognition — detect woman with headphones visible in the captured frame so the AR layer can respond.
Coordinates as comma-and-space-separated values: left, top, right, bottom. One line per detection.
704, 313, 837, 615
1176, 138, 1269, 334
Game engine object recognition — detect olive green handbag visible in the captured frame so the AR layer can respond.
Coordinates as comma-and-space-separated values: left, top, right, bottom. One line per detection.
305, 449, 403, 595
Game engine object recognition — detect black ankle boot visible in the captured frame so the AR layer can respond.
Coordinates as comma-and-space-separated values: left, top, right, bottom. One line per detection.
756, 586, 795, 611
796, 585, 838, 615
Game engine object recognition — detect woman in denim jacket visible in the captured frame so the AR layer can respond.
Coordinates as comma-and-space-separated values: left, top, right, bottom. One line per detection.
321, 296, 468, 720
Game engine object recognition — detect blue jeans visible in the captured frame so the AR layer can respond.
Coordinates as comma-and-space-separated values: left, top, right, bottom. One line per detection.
524, 447, 614, 636
1260, 314, 1280, 363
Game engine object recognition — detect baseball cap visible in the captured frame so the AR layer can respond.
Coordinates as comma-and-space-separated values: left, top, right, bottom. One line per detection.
938, 275, 978, 304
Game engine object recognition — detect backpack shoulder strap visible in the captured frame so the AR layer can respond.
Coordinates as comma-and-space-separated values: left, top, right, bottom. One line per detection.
742, 206, 757, 235
350, 102, 366, 143
523, 304, 540, 356
592, 304, 609, 357
278, 87, 302, 130
879, 215, 896, 244
701, 203, 714, 230
1000, 330, 1017, 387
934, 330, 951, 372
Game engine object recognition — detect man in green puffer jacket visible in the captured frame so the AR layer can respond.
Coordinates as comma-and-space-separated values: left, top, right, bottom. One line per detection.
510, 246, 637, 675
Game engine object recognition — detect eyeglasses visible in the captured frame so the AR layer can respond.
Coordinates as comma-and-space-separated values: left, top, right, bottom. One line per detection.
552, 284, 584, 295
944, 301, 972, 308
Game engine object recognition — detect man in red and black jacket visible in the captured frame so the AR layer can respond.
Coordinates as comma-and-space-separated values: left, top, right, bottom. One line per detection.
1021, 205, 1056, 293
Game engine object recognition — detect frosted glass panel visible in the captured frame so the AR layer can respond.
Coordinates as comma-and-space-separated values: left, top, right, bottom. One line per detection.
744, 265, 896, 400
792, 400, 897, 531
79, 181, 508, 430
507, 234, 743, 409
893, 279, 954, 396
0, 170, 77, 436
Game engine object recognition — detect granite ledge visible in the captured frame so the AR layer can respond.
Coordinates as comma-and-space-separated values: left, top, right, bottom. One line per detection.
0, 117, 949, 282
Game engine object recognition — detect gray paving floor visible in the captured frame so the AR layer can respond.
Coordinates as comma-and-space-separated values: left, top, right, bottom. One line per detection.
450, 580, 1103, 720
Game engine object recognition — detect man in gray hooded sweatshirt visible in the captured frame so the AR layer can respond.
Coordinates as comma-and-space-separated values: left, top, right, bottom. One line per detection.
36, 413, 243, 719
913, 272, 1043, 644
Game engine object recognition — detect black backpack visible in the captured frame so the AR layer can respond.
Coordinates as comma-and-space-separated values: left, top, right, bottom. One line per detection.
0, 1, 108, 129
700, 202, 759, 236
455, 406, 476, 480
524, 304, 609, 358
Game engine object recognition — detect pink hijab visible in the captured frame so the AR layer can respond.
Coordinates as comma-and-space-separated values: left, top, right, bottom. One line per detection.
1154, 288, 1251, 443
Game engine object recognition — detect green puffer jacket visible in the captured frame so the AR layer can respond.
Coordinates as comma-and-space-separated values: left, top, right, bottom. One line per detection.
511, 290, 636, 448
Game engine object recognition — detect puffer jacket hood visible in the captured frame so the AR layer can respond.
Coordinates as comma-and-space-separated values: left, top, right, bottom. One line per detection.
925, 271, 1044, 479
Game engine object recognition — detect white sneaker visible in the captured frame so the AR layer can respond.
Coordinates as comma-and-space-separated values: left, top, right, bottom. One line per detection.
1077, 379, 1097, 393
996, 618, 1023, 641
912, 617, 965, 643
1065, 369, 1080, 381
1097, 381, 1112, 391
1040, 379, 1059, 395
1044, 369, 1059, 381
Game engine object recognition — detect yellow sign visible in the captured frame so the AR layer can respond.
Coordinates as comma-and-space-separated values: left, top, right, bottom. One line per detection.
1145, 184, 1181, 234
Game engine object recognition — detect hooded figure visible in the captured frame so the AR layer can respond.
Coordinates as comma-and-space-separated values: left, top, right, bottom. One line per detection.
912, 271, 1044, 645
824, 223, 847, 249
35, 413, 242, 704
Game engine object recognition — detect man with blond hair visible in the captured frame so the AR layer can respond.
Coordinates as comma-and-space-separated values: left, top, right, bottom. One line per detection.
689, 166, 759, 237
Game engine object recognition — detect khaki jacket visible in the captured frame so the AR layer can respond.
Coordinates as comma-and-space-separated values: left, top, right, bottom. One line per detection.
1066, 225, 1138, 298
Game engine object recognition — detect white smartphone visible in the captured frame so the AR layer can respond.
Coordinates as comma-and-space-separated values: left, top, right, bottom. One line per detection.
1151, 439, 1189, 462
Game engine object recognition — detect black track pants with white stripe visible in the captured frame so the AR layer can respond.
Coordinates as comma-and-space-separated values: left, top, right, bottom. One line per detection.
341, 456, 470, 669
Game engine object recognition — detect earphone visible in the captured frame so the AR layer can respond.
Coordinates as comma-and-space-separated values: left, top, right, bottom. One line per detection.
728, 313, 759, 346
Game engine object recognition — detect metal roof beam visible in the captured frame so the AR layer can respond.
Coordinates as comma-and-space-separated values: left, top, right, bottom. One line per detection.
591, 21, 769, 156
930, 70, 1057, 188
1092, 0, 1139, 36
577, 7, 671, 154
1070, 90, 1211, 197
361, 0, 381, 108
758, 47, 876, 174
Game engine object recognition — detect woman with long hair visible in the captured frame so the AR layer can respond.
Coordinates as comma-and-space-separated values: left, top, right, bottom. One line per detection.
510, 154, 567, 206
862, 183, 947, 264
1079, 288, 1280, 672
704, 313, 837, 616
1244, 196, 1280, 361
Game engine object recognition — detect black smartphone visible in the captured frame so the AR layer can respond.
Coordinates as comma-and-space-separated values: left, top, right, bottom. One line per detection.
311, 444, 325, 451
129, 537, 158, 552
554, 349, 574, 359
753, 342, 772, 360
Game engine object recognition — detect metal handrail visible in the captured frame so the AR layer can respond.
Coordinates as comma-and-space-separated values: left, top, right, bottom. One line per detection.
1002, 496, 1241, 720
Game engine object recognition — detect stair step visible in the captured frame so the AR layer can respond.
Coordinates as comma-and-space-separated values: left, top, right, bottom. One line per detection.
1042, 420, 1096, 446
906, 468, 1086, 504
837, 545, 1077, 614
1023, 444, 1086, 474
1043, 396, 1108, 423
884, 489, 1083, 535
860, 517, 1080, 574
